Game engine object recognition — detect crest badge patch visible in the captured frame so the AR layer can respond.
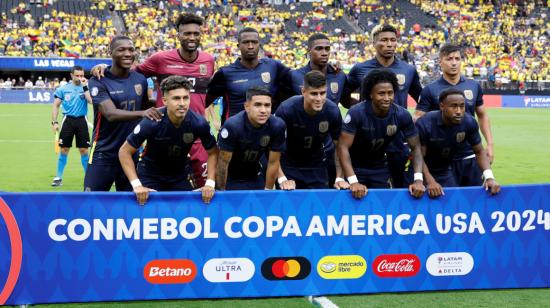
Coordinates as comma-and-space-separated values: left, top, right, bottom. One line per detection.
183, 133, 194, 143
200, 64, 207, 75
396, 74, 406, 86
260, 135, 270, 147
464, 90, 474, 100
456, 132, 466, 143
386, 125, 397, 136
134, 84, 143, 96
330, 82, 339, 94
261, 72, 271, 83
319, 121, 329, 133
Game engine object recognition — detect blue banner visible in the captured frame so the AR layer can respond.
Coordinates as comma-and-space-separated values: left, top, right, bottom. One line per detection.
0, 89, 55, 103
0, 185, 549, 305
502, 95, 550, 108
0, 57, 111, 71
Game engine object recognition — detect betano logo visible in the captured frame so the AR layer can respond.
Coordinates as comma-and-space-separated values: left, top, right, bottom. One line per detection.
317, 255, 367, 279
261, 257, 311, 280
202, 258, 255, 283
143, 259, 197, 284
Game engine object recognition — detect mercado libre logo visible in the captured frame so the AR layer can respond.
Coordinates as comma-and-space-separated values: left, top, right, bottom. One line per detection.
143, 259, 197, 284
261, 257, 311, 280
317, 255, 367, 279
0, 197, 23, 305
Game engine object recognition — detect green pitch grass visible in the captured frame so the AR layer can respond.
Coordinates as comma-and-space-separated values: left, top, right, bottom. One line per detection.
0, 104, 549, 307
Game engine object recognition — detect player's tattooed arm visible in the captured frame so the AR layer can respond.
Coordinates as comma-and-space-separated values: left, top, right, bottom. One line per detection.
216, 150, 232, 191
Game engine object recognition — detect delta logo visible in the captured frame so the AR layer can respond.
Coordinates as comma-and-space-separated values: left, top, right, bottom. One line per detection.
261, 257, 311, 280
317, 255, 367, 279
426, 252, 474, 276
372, 254, 421, 278
143, 259, 197, 284
202, 258, 255, 283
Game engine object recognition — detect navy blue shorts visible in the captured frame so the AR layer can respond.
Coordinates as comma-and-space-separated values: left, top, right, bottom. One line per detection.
452, 157, 483, 186
386, 150, 413, 188
355, 165, 392, 188
138, 168, 193, 191
282, 164, 328, 189
227, 177, 265, 190
84, 162, 131, 192
431, 168, 458, 187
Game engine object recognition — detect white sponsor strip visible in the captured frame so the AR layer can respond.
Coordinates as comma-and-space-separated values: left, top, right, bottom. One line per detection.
307, 296, 339, 308
0, 139, 50, 143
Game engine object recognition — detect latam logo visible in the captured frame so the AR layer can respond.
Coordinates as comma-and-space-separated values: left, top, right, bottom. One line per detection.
261, 257, 311, 280
372, 254, 421, 278
143, 259, 197, 284
202, 258, 255, 283
426, 252, 474, 276
317, 255, 367, 279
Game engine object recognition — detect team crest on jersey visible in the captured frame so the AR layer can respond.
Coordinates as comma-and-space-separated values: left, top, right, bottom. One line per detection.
260, 135, 270, 147
456, 132, 466, 143
91, 87, 98, 96
200, 64, 207, 75
261, 72, 271, 83
183, 133, 194, 143
319, 121, 329, 133
64, 94, 71, 101
330, 82, 339, 94
386, 125, 397, 136
396, 74, 406, 86
134, 84, 143, 96
464, 90, 474, 100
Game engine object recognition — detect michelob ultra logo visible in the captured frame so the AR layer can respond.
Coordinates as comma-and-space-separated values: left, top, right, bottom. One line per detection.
202, 258, 255, 283
317, 255, 367, 279
261, 257, 311, 280
143, 259, 197, 284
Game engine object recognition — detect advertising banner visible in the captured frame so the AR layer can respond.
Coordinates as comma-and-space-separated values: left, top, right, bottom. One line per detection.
502, 95, 550, 108
0, 185, 549, 305
0, 57, 111, 72
0, 89, 55, 103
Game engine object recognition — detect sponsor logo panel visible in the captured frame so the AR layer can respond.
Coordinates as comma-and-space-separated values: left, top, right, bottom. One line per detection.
317, 255, 367, 279
261, 257, 311, 280
143, 259, 197, 284
426, 252, 474, 276
372, 254, 421, 278
202, 258, 255, 283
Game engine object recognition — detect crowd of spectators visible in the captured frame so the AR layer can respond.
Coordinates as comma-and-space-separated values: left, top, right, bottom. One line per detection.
0, 75, 68, 89
0, 0, 548, 91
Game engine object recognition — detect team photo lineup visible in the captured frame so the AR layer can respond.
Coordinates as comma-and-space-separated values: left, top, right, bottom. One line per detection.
46, 9, 508, 205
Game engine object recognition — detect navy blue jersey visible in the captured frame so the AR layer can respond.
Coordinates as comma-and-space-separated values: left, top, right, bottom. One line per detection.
417, 76, 484, 159
88, 68, 148, 162
416, 111, 481, 172
342, 101, 417, 168
347, 57, 422, 108
417, 76, 483, 115
218, 111, 286, 179
207, 58, 290, 118
126, 108, 216, 175
276, 95, 342, 167
287, 63, 349, 104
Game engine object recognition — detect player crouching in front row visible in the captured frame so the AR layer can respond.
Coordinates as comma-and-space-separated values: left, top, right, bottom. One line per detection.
416, 88, 500, 197
119, 76, 219, 205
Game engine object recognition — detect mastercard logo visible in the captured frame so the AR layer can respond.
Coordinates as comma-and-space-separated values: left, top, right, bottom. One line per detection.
261, 257, 311, 280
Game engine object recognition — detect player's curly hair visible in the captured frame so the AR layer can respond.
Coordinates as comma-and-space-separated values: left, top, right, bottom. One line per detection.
175, 13, 203, 30
361, 68, 398, 100
160, 75, 193, 95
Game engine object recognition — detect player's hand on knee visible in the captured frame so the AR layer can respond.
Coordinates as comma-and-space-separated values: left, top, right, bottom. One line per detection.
426, 181, 444, 198
484, 179, 500, 195
91, 64, 108, 79
134, 186, 155, 206
350, 183, 367, 199
334, 178, 350, 190
280, 179, 296, 191
408, 180, 426, 198
201, 185, 215, 204
143, 107, 163, 122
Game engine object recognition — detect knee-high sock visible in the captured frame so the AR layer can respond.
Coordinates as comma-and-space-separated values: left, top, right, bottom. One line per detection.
56, 153, 68, 178
81, 153, 89, 172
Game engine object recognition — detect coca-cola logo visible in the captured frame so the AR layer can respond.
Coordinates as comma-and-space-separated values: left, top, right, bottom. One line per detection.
372, 254, 421, 278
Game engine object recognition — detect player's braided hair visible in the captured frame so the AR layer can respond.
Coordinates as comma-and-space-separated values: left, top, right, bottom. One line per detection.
160, 75, 193, 95
361, 68, 398, 100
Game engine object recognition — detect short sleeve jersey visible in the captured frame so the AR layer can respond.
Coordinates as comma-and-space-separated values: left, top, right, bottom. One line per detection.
127, 108, 216, 175
217, 111, 286, 179
416, 111, 482, 171
287, 63, 349, 104
342, 101, 418, 168
136, 49, 215, 115
207, 58, 290, 118
54, 82, 87, 117
275, 95, 342, 167
88, 68, 148, 162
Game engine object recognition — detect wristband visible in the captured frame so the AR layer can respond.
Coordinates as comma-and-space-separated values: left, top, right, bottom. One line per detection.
414, 172, 424, 182
277, 176, 288, 185
482, 169, 494, 181
130, 179, 142, 189
83, 85, 89, 92
205, 179, 215, 188
335, 177, 345, 183
51, 121, 58, 125
347, 175, 358, 184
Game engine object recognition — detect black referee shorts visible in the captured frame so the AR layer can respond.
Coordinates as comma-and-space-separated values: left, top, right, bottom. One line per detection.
58, 116, 90, 149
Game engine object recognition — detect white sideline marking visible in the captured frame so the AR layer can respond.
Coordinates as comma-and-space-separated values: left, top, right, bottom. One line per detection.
0, 139, 50, 143
307, 296, 339, 308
